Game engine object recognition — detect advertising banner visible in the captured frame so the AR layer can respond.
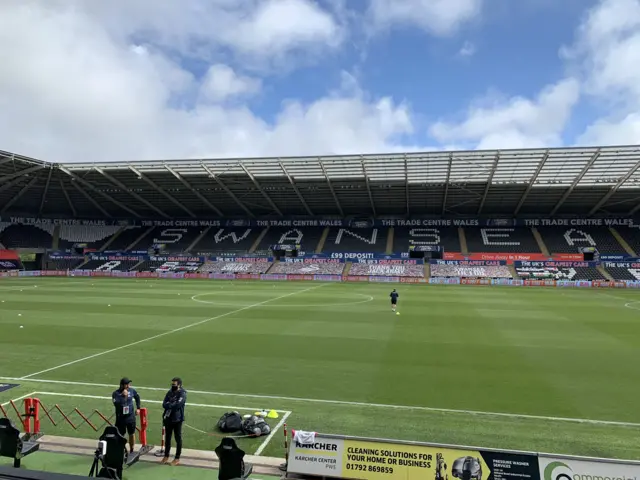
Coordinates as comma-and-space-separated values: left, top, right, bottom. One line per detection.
328, 252, 411, 260
514, 261, 597, 268
288, 433, 541, 480
431, 260, 506, 266
444, 253, 551, 263
538, 455, 640, 480
283, 258, 343, 264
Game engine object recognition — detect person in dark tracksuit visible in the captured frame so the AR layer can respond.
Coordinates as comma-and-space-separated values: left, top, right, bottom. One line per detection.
390, 289, 399, 313
161, 377, 187, 466
112, 377, 140, 454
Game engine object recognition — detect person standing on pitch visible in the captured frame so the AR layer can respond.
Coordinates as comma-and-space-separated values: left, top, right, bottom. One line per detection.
390, 288, 399, 314
112, 377, 141, 454
161, 377, 187, 466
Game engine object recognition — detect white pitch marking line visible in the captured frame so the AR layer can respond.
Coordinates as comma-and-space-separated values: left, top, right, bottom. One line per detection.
19, 283, 328, 379
32, 392, 290, 414
254, 411, 291, 456
2, 377, 639, 428
1, 392, 37, 408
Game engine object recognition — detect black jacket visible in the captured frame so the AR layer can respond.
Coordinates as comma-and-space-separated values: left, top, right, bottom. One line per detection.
162, 388, 187, 423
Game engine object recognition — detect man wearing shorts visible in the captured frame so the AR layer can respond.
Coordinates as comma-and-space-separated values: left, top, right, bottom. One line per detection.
112, 377, 141, 454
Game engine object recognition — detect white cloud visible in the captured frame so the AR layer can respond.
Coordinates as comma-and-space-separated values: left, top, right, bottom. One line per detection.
200, 65, 262, 102
368, 0, 482, 36
0, 1, 414, 162
429, 79, 580, 149
458, 41, 476, 57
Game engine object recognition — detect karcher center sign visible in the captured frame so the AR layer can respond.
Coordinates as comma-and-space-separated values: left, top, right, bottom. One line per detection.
540, 456, 640, 480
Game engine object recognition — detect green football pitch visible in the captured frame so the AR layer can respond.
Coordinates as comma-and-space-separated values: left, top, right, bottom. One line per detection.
2, 277, 640, 461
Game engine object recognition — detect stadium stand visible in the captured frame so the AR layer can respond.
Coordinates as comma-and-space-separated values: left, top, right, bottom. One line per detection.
257, 227, 325, 253
537, 227, 626, 254
103, 226, 147, 251
611, 227, 640, 255
57, 225, 122, 250
78, 259, 140, 271
199, 260, 273, 274
392, 227, 461, 253
605, 266, 638, 281
134, 259, 203, 272
137, 227, 206, 253
44, 258, 84, 270
325, 228, 388, 253
430, 264, 512, 278
515, 265, 607, 281
0, 223, 53, 249
270, 261, 345, 275
349, 263, 424, 277
0, 259, 22, 271
464, 228, 540, 253
192, 228, 262, 254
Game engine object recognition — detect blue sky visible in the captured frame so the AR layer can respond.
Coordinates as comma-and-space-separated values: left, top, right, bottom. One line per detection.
0, 0, 639, 162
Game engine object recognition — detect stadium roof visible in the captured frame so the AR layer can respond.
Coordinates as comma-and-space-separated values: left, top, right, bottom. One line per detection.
2, 145, 640, 219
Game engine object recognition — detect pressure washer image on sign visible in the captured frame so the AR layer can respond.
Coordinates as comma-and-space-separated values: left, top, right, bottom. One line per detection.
452, 456, 483, 480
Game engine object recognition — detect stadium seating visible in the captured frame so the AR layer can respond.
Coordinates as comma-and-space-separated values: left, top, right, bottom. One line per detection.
199, 260, 273, 274
537, 227, 626, 254
605, 266, 638, 281
45, 258, 85, 270
192, 228, 262, 254
269, 261, 345, 275
57, 225, 122, 250
349, 263, 424, 277
392, 227, 460, 253
78, 259, 140, 271
464, 228, 540, 253
430, 264, 512, 278
612, 227, 640, 255
0, 259, 22, 271
324, 228, 388, 253
515, 265, 607, 281
257, 227, 325, 253
136, 227, 206, 253
104, 226, 148, 251
0, 223, 54, 249
134, 260, 203, 272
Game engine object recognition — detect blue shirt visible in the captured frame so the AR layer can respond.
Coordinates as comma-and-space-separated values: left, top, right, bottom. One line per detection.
112, 387, 140, 422
390, 291, 399, 301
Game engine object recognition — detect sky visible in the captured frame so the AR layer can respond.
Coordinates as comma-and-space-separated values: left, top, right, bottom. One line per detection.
0, 0, 639, 163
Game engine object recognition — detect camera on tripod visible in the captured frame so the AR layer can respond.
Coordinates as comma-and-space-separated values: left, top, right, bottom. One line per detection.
89, 426, 134, 480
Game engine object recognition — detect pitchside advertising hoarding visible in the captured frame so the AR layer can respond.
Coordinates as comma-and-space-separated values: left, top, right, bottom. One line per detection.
538, 456, 640, 480
288, 434, 540, 480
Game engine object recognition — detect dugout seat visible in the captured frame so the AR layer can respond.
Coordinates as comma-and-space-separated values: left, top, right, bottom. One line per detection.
215, 437, 253, 480
0, 417, 40, 467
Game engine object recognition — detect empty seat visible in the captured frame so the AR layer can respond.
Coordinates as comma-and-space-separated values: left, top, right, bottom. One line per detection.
0, 417, 40, 468
465, 228, 540, 253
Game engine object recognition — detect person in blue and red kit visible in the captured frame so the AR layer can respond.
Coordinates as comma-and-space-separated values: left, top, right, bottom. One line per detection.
112, 377, 141, 454
161, 377, 187, 466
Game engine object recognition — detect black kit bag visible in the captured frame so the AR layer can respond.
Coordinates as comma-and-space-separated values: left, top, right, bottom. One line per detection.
241, 415, 271, 437
217, 411, 243, 433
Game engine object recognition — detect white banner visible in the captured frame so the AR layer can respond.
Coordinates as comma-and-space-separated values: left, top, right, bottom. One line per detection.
288, 436, 345, 477
539, 455, 640, 480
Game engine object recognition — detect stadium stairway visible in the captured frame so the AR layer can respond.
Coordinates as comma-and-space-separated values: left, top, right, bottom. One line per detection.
130, 258, 145, 271
316, 227, 330, 253
343, 261, 352, 275
609, 227, 637, 256
250, 227, 269, 253
424, 263, 430, 278
597, 265, 614, 281
266, 260, 278, 273
100, 226, 126, 251
508, 264, 518, 279
458, 228, 469, 254
188, 226, 211, 252
127, 226, 154, 250
52, 225, 60, 250
531, 228, 550, 257
386, 227, 394, 254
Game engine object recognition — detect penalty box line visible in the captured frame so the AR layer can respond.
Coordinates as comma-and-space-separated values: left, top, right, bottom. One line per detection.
29, 392, 293, 457
19, 283, 328, 380
2, 377, 640, 429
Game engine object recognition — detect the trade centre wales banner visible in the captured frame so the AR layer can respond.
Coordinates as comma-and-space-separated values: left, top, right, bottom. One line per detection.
288, 433, 540, 480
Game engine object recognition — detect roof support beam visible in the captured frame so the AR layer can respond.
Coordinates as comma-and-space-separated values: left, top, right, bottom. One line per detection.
60, 180, 78, 217
1, 177, 38, 213
319, 160, 344, 216
129, 166, 195, 218
59, 167, 141, 218
38, 168, 54, 216
279, 162, 314, 216
95, 167, 169, 218
0, 165, 45, 184
361, 161, 377, 216
442, 154, 453, 215
404, 155, 410, 216
201, 164, 254, 218
70, 180, 111, 217
239, 164, 282, 216
0, 156, 16, 167
477, 152, 500, 215
514, 150, 550, 216
0, 176, 28, 195
590, 159, 640, 215
164, 165, 223, 216
550, 149, 601, 216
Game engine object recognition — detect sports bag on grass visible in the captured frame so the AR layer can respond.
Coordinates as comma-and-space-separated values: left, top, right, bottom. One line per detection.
241, 415, 271, 437
217, 411, 243, 433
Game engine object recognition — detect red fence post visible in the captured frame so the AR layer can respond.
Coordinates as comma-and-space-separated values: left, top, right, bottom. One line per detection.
22, 398, 32, 433
32, 398, 41, 434
139, 408, 148, 447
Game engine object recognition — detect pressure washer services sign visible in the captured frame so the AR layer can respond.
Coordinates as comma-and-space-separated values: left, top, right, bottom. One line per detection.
540, 456, 640, 480
288, 433, 540, 480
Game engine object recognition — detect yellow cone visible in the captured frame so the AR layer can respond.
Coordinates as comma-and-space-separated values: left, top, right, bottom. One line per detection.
267, 409, 279, 419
